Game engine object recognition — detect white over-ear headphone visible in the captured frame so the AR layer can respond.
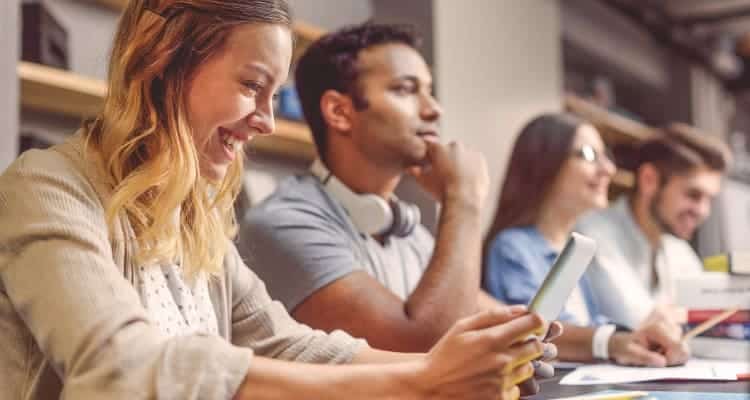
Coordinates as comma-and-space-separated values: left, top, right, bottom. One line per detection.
310, 159, 420, 237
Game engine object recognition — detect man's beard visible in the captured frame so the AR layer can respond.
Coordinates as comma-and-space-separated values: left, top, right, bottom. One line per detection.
648, 188, 698, 240
649, 188, 679, 238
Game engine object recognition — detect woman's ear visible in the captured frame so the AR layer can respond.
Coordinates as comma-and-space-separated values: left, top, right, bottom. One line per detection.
320, 90, 354, 135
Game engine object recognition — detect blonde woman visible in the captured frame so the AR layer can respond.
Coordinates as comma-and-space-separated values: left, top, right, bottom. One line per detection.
0, 1, 546, 399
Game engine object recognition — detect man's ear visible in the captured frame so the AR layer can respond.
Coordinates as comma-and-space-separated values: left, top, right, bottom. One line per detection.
637, 163, 662, 197
320, 90, 355, 134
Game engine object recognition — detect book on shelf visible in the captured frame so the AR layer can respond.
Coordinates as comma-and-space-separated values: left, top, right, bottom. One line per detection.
704, 251, 750, 275
675, 272, 750, 309
686, 322, 750, 340
689, 336, 750, 360
688, 309, 750, 324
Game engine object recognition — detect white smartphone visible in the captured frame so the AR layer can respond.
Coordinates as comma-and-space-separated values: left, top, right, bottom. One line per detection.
528, 232, 597, 324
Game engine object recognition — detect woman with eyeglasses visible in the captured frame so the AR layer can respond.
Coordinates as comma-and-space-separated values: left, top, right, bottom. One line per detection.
483, 113, 615, 327
481, 113, 688, 366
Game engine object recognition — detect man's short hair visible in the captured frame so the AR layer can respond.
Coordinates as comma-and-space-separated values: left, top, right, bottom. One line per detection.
636, 122, 732, 183
295, 22, 420, 159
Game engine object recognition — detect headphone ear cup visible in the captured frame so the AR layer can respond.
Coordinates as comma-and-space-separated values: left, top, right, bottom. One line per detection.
388, 200, 421, 237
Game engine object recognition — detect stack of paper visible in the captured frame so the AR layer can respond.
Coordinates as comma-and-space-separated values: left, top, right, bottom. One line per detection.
676, 273, 750, 360
560, 359, 749, 386
554, 390, 750, 400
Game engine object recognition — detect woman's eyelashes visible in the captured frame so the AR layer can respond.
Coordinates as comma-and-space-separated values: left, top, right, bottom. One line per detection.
241, 79, 280, 101
241, 80, 265, 95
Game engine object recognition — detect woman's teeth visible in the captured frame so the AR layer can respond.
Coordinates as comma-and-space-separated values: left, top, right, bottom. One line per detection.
221, 132, 243, 151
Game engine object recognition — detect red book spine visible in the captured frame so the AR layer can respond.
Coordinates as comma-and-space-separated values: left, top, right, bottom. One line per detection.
687, 309, 750, 324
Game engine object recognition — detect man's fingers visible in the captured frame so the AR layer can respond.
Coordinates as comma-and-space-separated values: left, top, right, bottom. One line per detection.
641, 322, 682, 352
622, 342, 667, 367
665, 341, 690, 366
406, 165, 423, 177
422, 137, 446, 159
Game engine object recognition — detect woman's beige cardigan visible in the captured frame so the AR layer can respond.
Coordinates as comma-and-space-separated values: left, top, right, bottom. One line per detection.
0, 135, 364, 399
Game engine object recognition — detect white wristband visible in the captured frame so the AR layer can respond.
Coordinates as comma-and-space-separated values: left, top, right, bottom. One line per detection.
592, 324, 617, 360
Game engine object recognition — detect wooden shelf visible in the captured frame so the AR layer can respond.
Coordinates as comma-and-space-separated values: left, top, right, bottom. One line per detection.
250, 119, 316, 161
564, 93, 658, 146
293, 20, 325, 42
612, 169, 635, 189
18, 61, 315, 160
19, 61, 106, 119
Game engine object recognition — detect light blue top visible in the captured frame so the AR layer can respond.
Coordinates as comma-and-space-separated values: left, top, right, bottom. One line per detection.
483, 226, 604, 326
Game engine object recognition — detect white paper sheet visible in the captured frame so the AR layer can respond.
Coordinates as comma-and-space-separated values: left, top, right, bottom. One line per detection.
560, 359, 743, 385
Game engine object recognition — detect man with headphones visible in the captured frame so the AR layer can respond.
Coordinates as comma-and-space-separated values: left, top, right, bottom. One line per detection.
241, 24, 558, 387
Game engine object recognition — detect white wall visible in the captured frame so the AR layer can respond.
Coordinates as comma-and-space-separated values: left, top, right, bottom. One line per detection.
372, 0, 433, 65
1, 0, 20, 171
433, 0, 563, 230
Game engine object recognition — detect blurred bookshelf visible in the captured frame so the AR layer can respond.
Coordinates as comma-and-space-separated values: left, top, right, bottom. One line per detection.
564, 93, 658, 146
19, 61, 315, 160
19, 61, 105, 118
19, 0, 325, 161
612, 169, 635, 189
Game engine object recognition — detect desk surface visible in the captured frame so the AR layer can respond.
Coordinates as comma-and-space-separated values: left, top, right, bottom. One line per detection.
529, 369, 750, 399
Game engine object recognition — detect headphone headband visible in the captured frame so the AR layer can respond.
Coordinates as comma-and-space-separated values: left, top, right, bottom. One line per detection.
309, 159, 419, 237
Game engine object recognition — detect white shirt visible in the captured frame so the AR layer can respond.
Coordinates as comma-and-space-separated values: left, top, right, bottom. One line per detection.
136, 262, 219, 337
577, 196, 704, 328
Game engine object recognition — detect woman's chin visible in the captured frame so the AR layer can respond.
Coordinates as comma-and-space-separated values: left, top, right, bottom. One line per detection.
199, 163, 228, 183
592, 196, 609, 209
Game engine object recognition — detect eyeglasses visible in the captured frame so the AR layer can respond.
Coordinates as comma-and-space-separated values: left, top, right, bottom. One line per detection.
571, 144, 614, 165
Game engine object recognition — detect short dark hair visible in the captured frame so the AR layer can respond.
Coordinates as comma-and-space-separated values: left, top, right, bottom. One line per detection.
636, 122, 732, 185
295, 22, 420, 160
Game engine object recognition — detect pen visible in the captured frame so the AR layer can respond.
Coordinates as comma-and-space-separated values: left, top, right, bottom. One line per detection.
552, 390, 649, 400
683, 307, 740, 341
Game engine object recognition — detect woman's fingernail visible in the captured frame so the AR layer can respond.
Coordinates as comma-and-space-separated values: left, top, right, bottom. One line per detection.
543, 344, 557, 359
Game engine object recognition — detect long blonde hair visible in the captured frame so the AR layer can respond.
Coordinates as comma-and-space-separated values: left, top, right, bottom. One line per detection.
83, 0, 291, 276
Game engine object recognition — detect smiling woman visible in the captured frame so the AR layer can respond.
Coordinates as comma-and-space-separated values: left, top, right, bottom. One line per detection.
186, 23, 291, 182
0, 1, 545, 400
84, 0, 294, 278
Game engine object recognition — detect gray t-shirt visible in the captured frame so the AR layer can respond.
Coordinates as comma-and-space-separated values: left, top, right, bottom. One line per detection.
240, 174, 434, 311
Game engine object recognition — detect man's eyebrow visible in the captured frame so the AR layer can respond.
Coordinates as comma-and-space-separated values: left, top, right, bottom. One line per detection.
392, 75, 433, 87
